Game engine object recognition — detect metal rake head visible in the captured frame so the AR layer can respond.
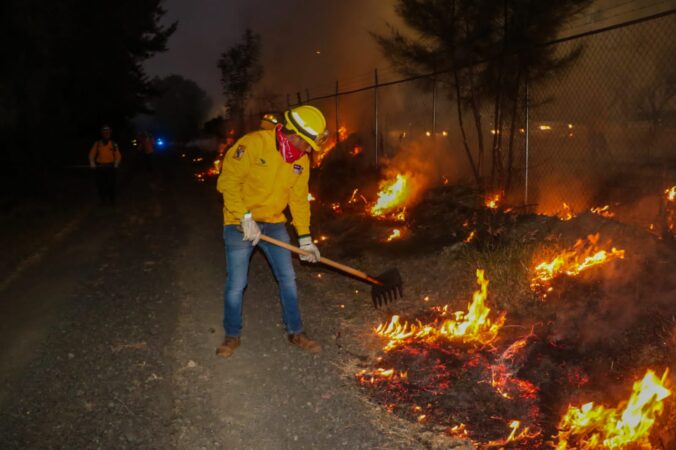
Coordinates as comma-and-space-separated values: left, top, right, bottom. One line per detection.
371, 268, 403, 308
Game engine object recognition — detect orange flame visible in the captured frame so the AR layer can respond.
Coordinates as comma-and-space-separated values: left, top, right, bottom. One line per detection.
464, 230, 476, 243
370, 173, 411, 219
194, 156, 223, 180
665, 186, 676, 203
559, 202, 575, 221
590, 205, 615, 218
530, 234, 625, 297
485, 193, 502, 209
556, 369, 671, 450
313, 125, 348, 167
350, 145, 363, 157
486, 420, 541, 447
347, 188, 368, 206
356, 368, 408, 384
386, 229, 402, 242
375, 269, 505, 351
666, 186, 676, 235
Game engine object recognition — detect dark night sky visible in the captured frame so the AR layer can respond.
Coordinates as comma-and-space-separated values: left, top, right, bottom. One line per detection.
145, 0, 399, 115
144, 0, 674, 116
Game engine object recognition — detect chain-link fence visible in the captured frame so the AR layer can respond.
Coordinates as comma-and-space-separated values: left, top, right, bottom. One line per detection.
247, 10, 676, 221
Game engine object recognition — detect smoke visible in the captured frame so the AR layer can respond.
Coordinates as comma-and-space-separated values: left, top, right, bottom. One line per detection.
237, 0, 399, 105
545, 220, 676, 353
378, 137, 464, 206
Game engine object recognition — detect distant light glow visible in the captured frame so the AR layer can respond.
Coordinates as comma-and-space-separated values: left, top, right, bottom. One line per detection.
156, 138, 165, 147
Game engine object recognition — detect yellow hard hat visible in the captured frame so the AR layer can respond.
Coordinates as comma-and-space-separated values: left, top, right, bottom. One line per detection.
261, 113, 278, 124
283, 105, 328, 151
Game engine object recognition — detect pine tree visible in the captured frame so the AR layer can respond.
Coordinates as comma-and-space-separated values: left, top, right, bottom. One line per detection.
374, 0, 593, 193
217, 29, 264, 136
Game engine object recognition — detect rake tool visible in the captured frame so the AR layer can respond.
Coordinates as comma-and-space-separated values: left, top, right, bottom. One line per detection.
259, 234, 403, 308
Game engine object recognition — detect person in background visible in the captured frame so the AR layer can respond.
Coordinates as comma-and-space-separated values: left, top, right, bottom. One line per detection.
259, 113, 279, 130
215, 105, 329, 358
89, 125, 121, 205
140, 131, 155, 172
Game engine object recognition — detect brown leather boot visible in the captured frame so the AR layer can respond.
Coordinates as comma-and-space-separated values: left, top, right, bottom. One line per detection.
216, 336, 241, 358
288, 332, 321, 353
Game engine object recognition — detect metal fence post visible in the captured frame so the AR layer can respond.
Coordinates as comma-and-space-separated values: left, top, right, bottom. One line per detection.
524, 74, 530, 207
335, 80, 340, 147
432, 73, 437, 138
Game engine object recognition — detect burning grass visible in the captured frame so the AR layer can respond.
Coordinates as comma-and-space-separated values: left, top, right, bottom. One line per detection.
374, 270, 505, 352
335, 194, 674, 449
530, 233, 625, 299
370, 173, 411, 220
356, 269, 545, 447
555, 369, 671, 450
303, 171, 675, 448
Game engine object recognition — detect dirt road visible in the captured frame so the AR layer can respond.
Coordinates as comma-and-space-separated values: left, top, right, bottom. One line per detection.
0, 155, 425, 449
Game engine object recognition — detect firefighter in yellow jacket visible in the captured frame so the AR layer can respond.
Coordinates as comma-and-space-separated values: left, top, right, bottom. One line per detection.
88, 125, 121, 205
216, 105, 329, 358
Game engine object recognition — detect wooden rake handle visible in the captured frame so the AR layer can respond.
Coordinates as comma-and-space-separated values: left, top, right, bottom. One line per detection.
259, 234, 383, 286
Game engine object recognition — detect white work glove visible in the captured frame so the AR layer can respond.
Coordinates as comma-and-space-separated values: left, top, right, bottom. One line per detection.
240, 213, 261, 245
298, 236, 320, 263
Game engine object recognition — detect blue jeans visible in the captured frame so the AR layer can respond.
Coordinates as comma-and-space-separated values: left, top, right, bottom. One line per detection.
223, 222, 304, 336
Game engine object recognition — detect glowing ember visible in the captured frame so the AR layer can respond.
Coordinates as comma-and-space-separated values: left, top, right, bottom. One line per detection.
555, 369, 671, 450
194, 156, 224, 181
666, 186, 676, 235
530, 234, 625, 297
486, 420, 541, 447
350, 145, 363, 157
308, 193, 316, 202
464, 230, 476, 243
375, 269, 505, 351
666, 186, 676, 202
356, 368, 408, 385
347, 188, 368, 205
386, 229, 401, 242
370, 173, 411, 218
330, 202, 342, 213
485, 193, 502, 209
590, 205, 615, 218
313, 125, 347, 167
559, 202, 575, 221
490, 331, 538, 400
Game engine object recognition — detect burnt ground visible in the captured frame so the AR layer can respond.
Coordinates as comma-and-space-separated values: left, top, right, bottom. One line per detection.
0, 153, 466, 450
2, 151, 674, 450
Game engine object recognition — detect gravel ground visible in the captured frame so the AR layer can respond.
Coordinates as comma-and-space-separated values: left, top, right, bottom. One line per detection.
0, 154, 451, 449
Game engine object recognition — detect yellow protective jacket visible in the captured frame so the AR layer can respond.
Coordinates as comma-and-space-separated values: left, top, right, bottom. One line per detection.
217, 129, 311, 236
89, 140, 121, 165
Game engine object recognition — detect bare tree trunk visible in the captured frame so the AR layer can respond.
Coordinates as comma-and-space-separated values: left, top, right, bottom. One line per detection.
449, 0, 481, 187
468, 66, 484, 183
453, 70, 481, 186
490, 83, 502, 191
505, 72, 522, 195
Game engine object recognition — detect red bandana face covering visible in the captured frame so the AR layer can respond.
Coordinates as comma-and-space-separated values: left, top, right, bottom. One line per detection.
275, 124, 306, 163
